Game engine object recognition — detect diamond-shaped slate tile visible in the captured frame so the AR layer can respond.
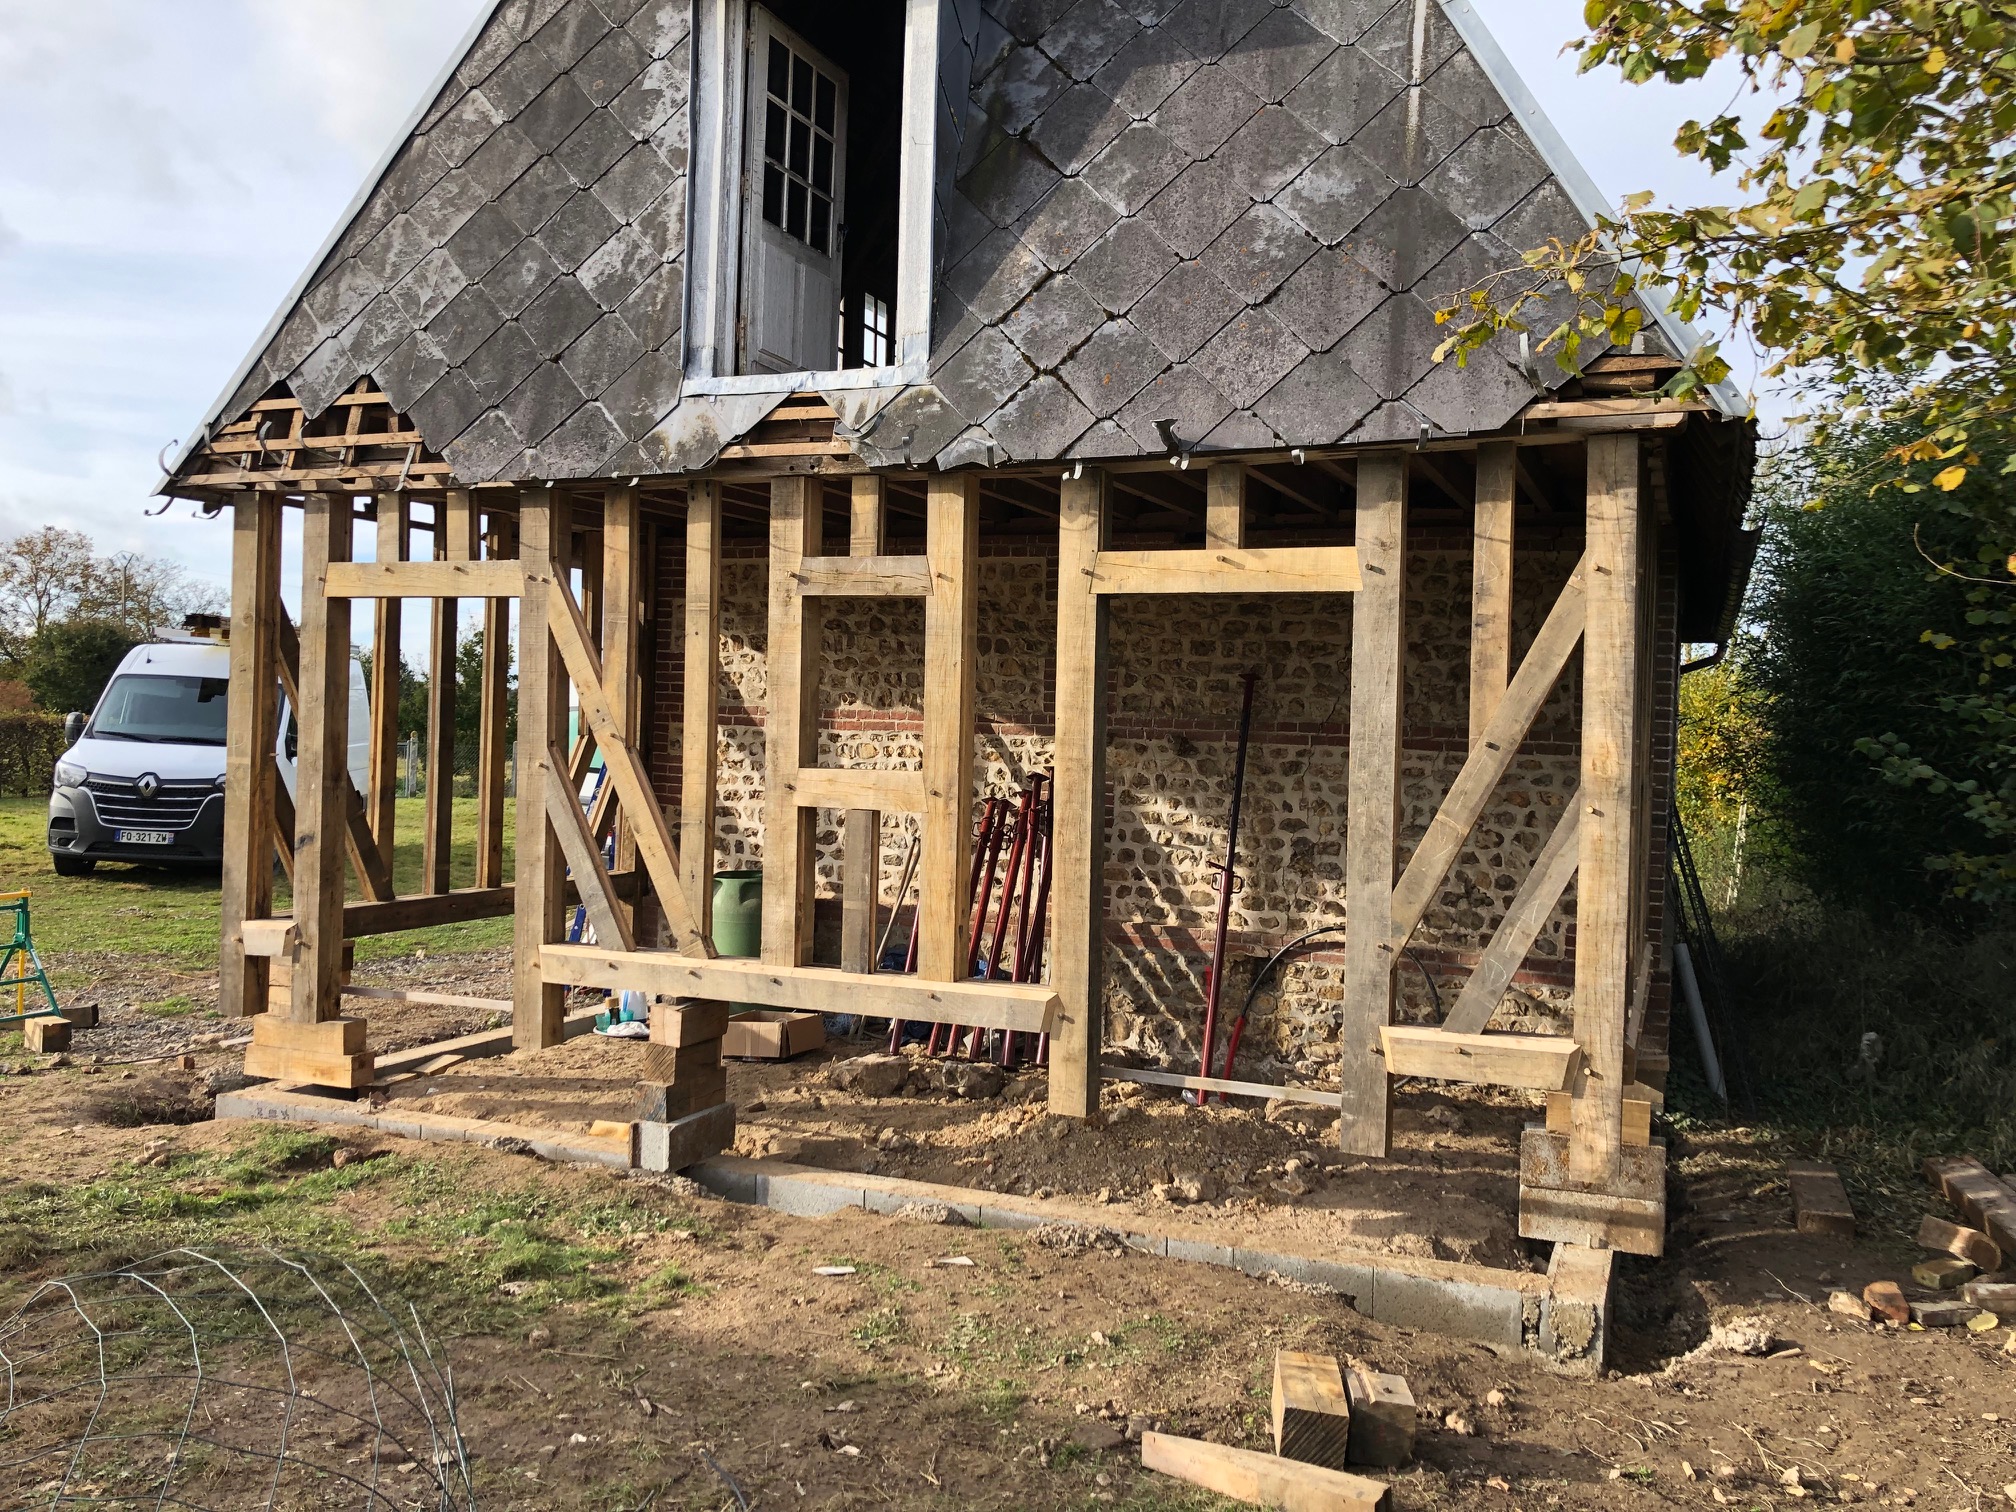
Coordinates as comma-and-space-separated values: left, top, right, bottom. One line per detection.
1281, 45, 1402, 146
1114, 364, 1236, 451
533, 400, 626, 476
608, 54, 686, 139
594, 142, 677, 222
1138, 158, 1252, 260
577, 223, 660, 309
461, 124, 543, 203
521, 276, 605, 358
616, 257, 683, 350
1337, 292, 1442, 399
1405, 349, 1536, 436
555, 109, 635, 188
518, 77, 597, 153
1218, 106, 1330, 200
1002, 273, 1107, 369
1221, 6, 1336, 103
561, 311, 649, 394
479, 239, 563, 319
373, 333, 451, 414
293, 338, 362, 421
938, 424, 1003, 471
1161, 0, 1274, 63
857, 384, 970, 466
1091, 27, 1201, 119
1269, 247, 1387, 352
945, 228, 1053, 324
391, 247, 471, 328
597, 347, 683, 441
1345, 188, 1469, 291
354, 214, 432, 292
429, 91, 506, 169
1059, 318, 1168, 416
1197, 202, 1318, 302
1424, 125, 1550, 231
934, 324, 1037, 423
1287, 0, 1395, 47
992, 373, 1097, 459
501, 156, 579, 237
464, 320, 545, 406
1080, 121, 1189, 216
428, 283, 510, 366
1200, 408, 1279, 451
628, 0, 690, 58
339, 296, 415, 376
1348, 397, 1429, 445
965, 135, 1065, 228
978, 45, 1071, 133
1069, 215, 1181, 315
1189, 307, 1308, 408
1017, 176, 1122, 271
1355, 1, 1462, 84
1045, 0, 1142, 80
1252, 344, 1379, 444
446, 204, 524, 283
991, 0, 1081, 44
1417, 230, 1521, 318
1130, 257, 1241, 361
481, 36, 566, 118
534, 0, 613, 76
1275, 142, 1394, 245
1149, 65, 1262, 160
408, 368, 488, 449
444, 410, 529, 484
1029, 81, 1133, 175
576, 27, 650, 105
1066, 417, 1133, 458
1348, 83, 1475, 187
539, 191, 624, 271
1424, 44, 1511, 130
499, 359, 588, 447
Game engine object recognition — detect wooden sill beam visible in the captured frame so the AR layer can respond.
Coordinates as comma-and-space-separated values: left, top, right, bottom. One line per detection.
541, 944, 1059, 1032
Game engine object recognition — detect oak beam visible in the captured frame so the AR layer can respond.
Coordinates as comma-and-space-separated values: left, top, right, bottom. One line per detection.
1205, 462, 1245, 551
365, 493, 407, 864
681, 482, 722, 937
843, 476, 887, 976
1469, 442, 1516, 744
513, 488, 570, 1049
919, 473, 980, 982
1086, 546, 1360, 596
475, 513, 514, 891
1338, 454, 1407, 1156
762, 477, 824, 969
289, 492, 355, 1025
219, 493, 281, 1021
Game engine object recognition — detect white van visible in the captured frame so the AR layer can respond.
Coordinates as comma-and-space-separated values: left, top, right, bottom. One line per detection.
46, 635, 370, 875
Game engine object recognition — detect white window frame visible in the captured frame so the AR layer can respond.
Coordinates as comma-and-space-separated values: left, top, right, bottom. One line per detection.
684, 0, 937, 395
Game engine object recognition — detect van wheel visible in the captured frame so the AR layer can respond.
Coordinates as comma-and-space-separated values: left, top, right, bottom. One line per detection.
51, 854, 96, 877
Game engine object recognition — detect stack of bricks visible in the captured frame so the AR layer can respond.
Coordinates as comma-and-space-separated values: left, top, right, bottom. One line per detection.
632, 999, 735, 1173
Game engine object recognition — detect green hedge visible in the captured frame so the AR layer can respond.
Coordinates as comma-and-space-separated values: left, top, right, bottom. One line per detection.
0, 713, 65, 797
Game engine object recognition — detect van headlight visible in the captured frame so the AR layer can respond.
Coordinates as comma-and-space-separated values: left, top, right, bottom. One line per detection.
54, 761, 88, 788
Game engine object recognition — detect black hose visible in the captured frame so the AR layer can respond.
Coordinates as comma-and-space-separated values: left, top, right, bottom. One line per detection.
1218, 927, 1444, 1079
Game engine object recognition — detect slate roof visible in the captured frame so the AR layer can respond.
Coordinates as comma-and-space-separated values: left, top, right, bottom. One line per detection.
170, 0, 1688, 487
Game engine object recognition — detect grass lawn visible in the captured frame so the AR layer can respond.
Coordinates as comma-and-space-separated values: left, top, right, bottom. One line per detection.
0, 795, 517, 984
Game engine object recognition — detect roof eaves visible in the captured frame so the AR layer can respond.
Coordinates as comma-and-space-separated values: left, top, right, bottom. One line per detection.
159, 0, 510, 491
1436, 0, 1747, 419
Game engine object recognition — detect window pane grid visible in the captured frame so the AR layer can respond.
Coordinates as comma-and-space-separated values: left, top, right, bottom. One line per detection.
762, 35, 836, 256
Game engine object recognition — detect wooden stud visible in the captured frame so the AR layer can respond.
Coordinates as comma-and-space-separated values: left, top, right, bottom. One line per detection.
1205, 462, 1246, 551
366, 493, 407, 865
601, 486, 643, 885
762, 478, 823, 969
422, 492, 475, 894
919, 473, 980, 983
475, 513, 514, 892
219, 493, 282, 1021
273, 611, 395, 904
1048, 470, 1109, 1119
513, 488, 570, 1049
1140, 1433, 1391, 1512
1272, 1350, 1351, 1470
682, 481, 722, 938
290, 491, 355, 1026
1569, 434, 1641, 1187
1338, 454, 1407, 1157
1442, 803, 1580, 1035
1469, 442, 1517, 745
843, 477, 886, 976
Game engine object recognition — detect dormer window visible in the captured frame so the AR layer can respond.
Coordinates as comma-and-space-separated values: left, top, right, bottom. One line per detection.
687, 0, 933, 392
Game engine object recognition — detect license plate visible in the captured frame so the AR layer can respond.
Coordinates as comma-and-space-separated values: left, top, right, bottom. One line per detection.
117, 829, 175, 845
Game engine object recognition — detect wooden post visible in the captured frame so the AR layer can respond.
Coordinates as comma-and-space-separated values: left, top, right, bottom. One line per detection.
1570, 434, 1641, 1186
1469, 442, 1516, 745
601, 485, 642, 883
1048, 469, 1108, 1119
366, 493, 407, 863
423, 491, 475, 894
682, 481, 722, 939
475, 512, 514, 891
1205, 462, 1245, 551
842, 476, 886, 974
290, 490, 355, 1024
1338, 454, 1408, 1156
219, 493, 281, 1021
762, 478, 823, 968
919, 473, 979, 983
514, 488, 570, 1049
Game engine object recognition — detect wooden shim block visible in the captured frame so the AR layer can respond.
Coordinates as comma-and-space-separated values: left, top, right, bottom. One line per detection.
1382, 1026, 1581, 1092
1272, 1351, 1351, 1470
252, 1016, 367, 1056
651, 1001, 732, 1047
1342, 1366, 1415, 1469
240, 919, 299, 958
635, 1102, 737, 1173
1140, 1432, 1391, 1512
641, 1039, 723, 1084
1787, 1159, 1856, 1239
321, 559, 524, 598
243, 1042, 374, 1090
1518, 1184, 1666, 1258
1088, 545, 1361, 595
1548, 1089, 1653, 1145
1521, 1128, 1665, 1202
1924, 1155, 2016, 1256
541, 944, 1058, 1032
635, 1074, 729, 1122
588, 1119, 634, 1141
23, 1017, 71, 1053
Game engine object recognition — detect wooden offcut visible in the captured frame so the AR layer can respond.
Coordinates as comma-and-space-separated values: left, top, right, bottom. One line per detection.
1380, 1026, 1582, 1092
1787, 1159, 1856, 1239
1919, 1215, 2004, 1273
1272, 1351, 1351, 1470
1342, 1366, 1415, 1468
22, 1016, 70, 1054
651, 1001, 732, 1047
641, 1038, 723, 1084
1923, 1155, 2016, 1258
1140, 1432, 1391, 1512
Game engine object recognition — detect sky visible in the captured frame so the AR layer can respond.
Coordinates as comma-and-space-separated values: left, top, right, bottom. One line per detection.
0, 0, 1771, 612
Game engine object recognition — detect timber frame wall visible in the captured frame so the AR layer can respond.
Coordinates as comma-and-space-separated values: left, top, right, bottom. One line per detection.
208, 398, 1705, 1256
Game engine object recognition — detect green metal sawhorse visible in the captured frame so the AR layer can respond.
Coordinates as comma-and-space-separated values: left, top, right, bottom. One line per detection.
0, 890, 61, 1028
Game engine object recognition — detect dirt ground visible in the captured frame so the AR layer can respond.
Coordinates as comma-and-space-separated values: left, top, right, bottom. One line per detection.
4, 952, 2013, 1510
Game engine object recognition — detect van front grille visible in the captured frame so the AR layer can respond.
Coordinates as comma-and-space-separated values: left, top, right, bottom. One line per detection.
84, 777, 217, 833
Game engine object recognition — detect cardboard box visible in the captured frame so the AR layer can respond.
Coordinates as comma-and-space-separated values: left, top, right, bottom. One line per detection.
723, 1010, 826, 1061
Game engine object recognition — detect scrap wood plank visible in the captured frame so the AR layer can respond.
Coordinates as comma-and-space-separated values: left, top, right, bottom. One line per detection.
1788, 1160, 1856, 1239
1923, 1155, 2016, 1254
1917, 1215, 2003, 1272
1140, 1432, 1390, 1512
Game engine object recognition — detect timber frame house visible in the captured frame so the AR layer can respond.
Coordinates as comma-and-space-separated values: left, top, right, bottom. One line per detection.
162, 0, 1755, 1257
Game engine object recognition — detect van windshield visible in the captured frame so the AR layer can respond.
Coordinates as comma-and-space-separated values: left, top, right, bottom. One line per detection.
88, 674, 230, 746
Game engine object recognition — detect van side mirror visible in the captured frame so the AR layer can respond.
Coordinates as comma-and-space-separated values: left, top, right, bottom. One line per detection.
64, 712, 85, 744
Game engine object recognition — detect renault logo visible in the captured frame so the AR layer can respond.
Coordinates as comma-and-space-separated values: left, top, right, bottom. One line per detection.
137, 773, 161, 801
